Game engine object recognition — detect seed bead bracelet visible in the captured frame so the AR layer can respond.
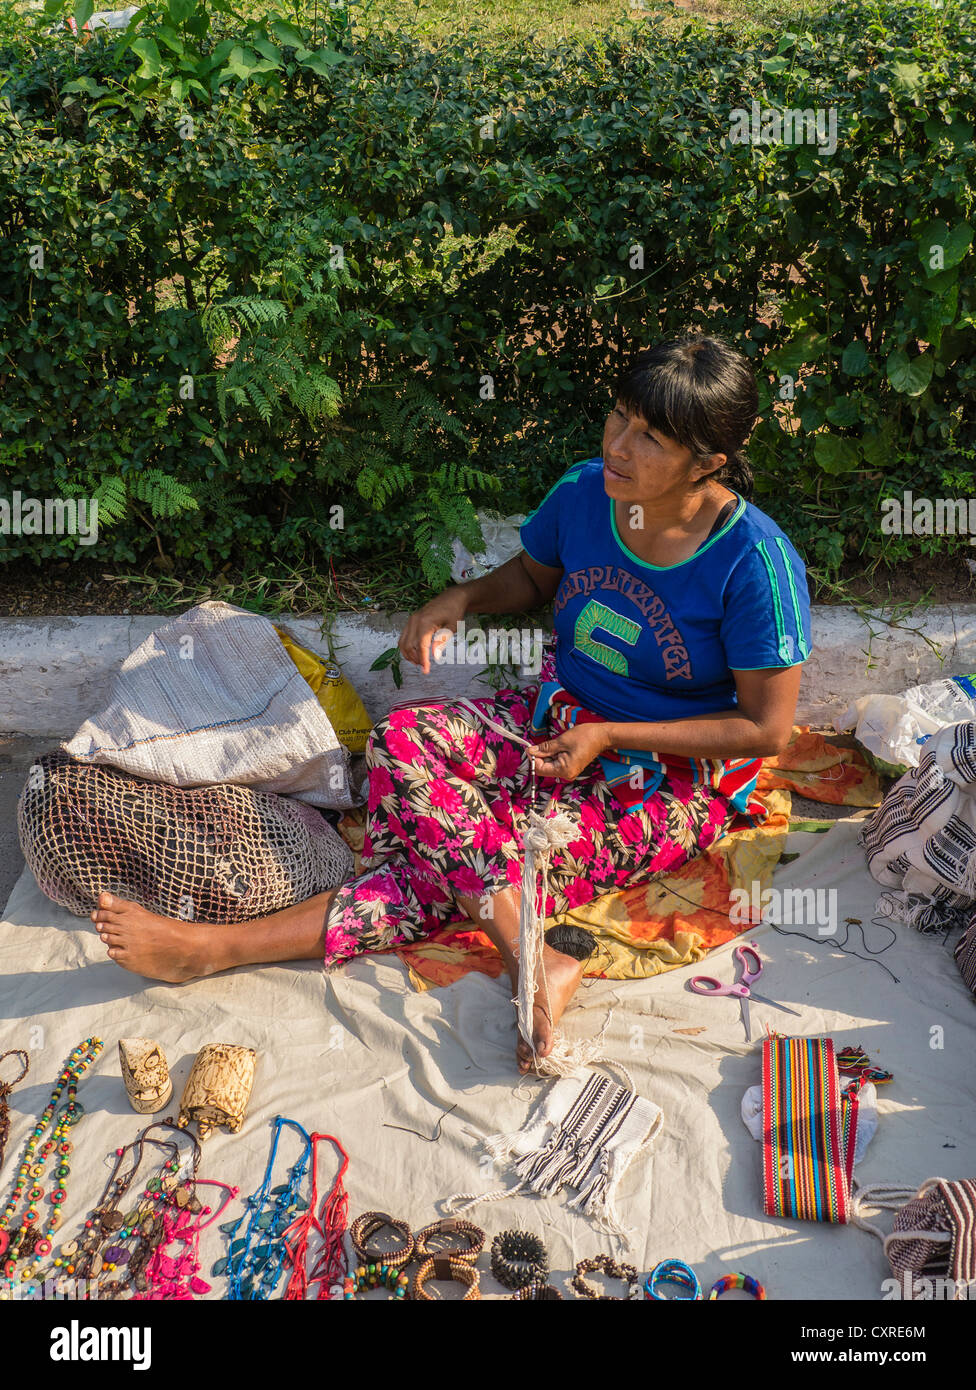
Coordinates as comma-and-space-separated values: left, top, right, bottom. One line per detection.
343, 1263, 412, 1299
573, 1255, 640, 1301
413, 1218, 485, 1264
490, 1229, 548, 1291
412, 1255, 481, 1301
349, 1211, 415, 1271
708, 1272, 766, 1301
0, 1037, 103, 1280
644, 1259, 702, 1301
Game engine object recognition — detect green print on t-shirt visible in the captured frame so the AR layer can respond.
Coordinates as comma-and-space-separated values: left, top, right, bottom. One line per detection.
573, 599, 641, 675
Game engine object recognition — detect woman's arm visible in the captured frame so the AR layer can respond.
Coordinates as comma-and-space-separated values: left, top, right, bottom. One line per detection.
529, 666, 803, 778
399, 551, 563, 673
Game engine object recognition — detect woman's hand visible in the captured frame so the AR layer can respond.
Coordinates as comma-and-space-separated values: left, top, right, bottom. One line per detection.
527, 723, 611, 781
398, 587, 469, 673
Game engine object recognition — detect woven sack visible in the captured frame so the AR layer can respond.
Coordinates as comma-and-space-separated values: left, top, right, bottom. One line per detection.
955, 912, 976, 996
63, 600, 358, 809
18, 752, 353, 922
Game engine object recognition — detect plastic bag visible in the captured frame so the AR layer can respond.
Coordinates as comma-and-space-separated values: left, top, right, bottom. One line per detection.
836, 674, 976, 772
450, 510, 526, 583
276, 628, 373, 755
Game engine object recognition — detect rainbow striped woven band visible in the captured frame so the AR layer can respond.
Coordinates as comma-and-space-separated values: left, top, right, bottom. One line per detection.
761, 1035, 855, 1224
708, 1272, 766, 1300
644, 1259, 702, 1301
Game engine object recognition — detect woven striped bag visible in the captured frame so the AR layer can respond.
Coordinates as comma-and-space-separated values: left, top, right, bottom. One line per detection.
761, 1035, 863, 1224
954, 913, 976, 997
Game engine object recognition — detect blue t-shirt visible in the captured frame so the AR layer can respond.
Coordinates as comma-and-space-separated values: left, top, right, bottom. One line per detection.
520, 457, 811, 724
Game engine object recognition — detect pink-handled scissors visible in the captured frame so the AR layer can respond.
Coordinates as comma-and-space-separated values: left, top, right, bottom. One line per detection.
688, 942, 799, 1042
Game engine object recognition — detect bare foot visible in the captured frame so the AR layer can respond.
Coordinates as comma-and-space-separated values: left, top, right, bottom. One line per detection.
515, 945, 585, 1075
91, 892, 231, 982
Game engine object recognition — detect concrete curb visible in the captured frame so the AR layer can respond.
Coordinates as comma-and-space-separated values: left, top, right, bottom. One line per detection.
1, 605, 974, 736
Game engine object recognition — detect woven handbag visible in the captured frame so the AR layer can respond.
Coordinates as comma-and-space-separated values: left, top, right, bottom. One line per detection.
954, 912, 976, 996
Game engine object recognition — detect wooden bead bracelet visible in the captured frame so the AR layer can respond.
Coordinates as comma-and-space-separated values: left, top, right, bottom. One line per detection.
412, 1255, 481, 1301
572, 1254, 641, 1300
511, 1282, 563, 1300
490, 1229, 548, 1290
413, 1218, 485, 1263
349, 1211, 414, 1270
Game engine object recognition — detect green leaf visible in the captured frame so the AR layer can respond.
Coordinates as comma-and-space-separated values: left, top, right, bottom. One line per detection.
825, 396, 860, 427
297, 47, 349, 76
252, 37, 283, 66
889, 61, 924, 94
916, 220, 972, 275
761, 55, 790, 73
225, 45, 260, 78
166, 0, 197, 21
768, 332, 828, 376
923, 116, 972, 149
841, 340, 870, 376
887, 350, 933, 396
155, 25, 186, 56
73, 0, 94, 29
130, 37, 164, 79
813, 434, 860, 474
270, 19, 308, 48
61, 77, 111, 96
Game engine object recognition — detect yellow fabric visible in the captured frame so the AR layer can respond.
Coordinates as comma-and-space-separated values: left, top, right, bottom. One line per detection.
276, 628, 373, 754
554, 787, 792, 981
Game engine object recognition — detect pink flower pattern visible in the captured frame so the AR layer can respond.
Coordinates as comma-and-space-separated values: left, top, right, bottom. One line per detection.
322, 653, 736, 969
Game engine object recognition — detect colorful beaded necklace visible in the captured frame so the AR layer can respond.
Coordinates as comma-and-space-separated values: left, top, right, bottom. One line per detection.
54, 1120, 200, 1295
217, 1116, 312, 1301
0, 1037, 102, 1282
282, 1133, 349, 1301
136, 1175, 239, 1301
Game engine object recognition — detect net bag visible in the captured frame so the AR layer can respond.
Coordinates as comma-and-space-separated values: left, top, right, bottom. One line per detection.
18, 752, 354, 923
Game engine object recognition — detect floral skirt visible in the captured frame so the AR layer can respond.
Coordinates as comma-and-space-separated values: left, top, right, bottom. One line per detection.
322, 668, 738, 969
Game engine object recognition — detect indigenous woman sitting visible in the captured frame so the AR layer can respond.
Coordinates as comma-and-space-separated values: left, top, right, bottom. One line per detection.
92, 335, 811, 1074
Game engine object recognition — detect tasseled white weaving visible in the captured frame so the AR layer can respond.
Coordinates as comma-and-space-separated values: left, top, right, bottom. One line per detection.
517, 807, 603, 1076
452, 696, 604, 1076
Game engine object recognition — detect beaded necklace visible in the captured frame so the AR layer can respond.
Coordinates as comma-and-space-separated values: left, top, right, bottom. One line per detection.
56, 1120, 200, 1295
282, 1133, 349, 1301
0, 1037, 102, 1282
0, 1050, 30, 1171
137, 1176, 239, 1300
218, 1116, 312, 1301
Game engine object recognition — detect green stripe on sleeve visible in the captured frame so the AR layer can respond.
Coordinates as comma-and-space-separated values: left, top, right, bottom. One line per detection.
756, 539, 789, 659
775, 536, 811, 659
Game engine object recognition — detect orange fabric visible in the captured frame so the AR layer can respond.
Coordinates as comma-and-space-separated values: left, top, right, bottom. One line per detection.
757, 727, 882, 808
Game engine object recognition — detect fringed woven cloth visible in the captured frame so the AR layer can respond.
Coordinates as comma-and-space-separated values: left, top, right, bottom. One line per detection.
859, 721, 976, 931
446, 1070, 662, 1246
761, 1035, 865, 1224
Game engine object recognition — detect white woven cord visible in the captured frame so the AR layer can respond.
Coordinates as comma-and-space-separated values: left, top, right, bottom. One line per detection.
452, 698, 605, 1076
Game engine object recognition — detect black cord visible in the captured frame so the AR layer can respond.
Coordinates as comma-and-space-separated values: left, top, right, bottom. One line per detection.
648, 880, 901, 983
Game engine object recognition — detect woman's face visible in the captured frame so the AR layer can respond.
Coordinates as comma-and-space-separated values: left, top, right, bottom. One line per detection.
601, 400, 725, 503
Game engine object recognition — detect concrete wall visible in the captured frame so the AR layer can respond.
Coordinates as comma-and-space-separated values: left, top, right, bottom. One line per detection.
1, 605, 974, 735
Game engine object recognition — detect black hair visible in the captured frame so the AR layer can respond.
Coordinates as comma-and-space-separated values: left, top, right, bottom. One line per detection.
612, 334, 758, 497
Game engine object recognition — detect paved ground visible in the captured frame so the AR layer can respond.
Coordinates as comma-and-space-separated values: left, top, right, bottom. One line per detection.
0, 735, 58, 908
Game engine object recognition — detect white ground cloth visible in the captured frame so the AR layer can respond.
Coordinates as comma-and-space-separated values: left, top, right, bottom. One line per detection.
1, 818, 973, 1300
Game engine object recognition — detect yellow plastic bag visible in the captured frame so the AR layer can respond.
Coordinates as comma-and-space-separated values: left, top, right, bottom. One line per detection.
275, 628, 373, 754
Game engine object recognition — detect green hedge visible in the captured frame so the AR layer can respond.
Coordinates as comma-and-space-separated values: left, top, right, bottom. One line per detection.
1, 0, 974, 584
